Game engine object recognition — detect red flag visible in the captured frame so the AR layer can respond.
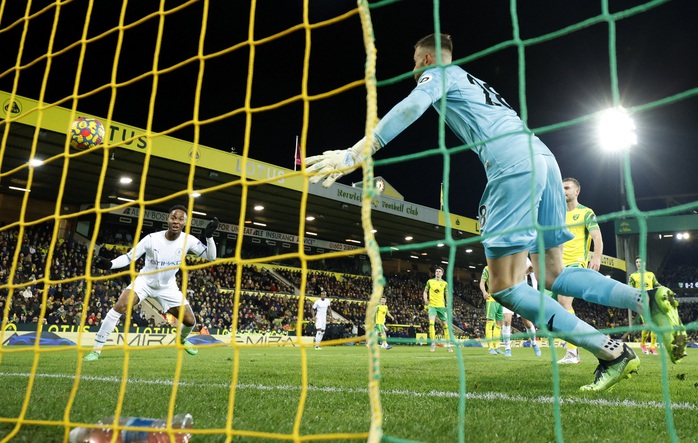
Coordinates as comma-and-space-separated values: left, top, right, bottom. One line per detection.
294, 136, 301, 170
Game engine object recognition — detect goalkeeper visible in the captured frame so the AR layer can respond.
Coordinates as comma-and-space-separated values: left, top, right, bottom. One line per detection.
84, 205, 218, 361
306, 33, 686, 391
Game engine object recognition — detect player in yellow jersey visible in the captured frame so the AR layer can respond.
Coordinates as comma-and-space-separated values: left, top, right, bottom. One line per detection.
480, 265, 504, 354
628, 256, 661, 355
423, 266, 453, 352
557, 178, 603, 364
374, 296, 395, 349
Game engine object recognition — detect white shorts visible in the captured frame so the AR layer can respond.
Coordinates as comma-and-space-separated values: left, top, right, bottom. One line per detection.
315, 318, 327, 331
503, 306, 514, 316
129, 276, 189, 313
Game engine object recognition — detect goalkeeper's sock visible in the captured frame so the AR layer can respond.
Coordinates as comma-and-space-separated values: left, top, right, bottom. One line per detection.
94, 308, 122, 352
551, 267, 642, 313
493, 281, 620, 360
565, 309, 578, 353
429, 322, 436, 343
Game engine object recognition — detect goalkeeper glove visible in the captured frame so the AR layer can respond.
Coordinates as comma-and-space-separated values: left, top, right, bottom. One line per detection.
204, 217, 219, 238
305, 136, 381, 188
93, 256, 113, 270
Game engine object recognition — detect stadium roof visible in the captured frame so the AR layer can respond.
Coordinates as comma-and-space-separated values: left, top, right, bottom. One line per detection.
0, 91, 488, 271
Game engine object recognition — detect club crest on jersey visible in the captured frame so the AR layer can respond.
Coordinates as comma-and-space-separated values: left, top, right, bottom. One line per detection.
418, 75, 433, 85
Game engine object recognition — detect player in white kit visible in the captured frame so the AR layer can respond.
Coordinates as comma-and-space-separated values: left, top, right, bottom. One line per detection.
312, 289, 332, 350
84, 205, 218, 361
501, 258, 542, 357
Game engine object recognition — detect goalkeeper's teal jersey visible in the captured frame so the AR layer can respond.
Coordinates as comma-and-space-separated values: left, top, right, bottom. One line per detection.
374, 65, 552, 180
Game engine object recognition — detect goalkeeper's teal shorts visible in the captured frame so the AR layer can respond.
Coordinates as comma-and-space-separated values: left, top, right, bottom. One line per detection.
479, 154, 573, 259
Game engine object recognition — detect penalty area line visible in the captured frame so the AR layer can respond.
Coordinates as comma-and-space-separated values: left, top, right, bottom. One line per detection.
1, 371, 696, 412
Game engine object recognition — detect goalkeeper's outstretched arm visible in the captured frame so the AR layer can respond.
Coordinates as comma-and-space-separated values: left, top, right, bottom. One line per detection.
304, 88, 432, 188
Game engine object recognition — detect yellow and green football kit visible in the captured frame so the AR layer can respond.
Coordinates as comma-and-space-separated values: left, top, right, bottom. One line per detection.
425, 278, 449, 343
629, 269, 661, 352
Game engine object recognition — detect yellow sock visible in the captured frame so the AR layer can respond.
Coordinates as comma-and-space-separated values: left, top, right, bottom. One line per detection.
566, 309, 578, 351
429, 322, 435, 343
641, 330, 649, 346
485, 320, 494, 349
650, 332, 657, 350
493, 324, 502, 349
443, 326, 450, 341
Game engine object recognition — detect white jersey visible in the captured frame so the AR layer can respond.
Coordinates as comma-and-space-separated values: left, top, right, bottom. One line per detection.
313, 298, 331, 323
111, 231, 214, 288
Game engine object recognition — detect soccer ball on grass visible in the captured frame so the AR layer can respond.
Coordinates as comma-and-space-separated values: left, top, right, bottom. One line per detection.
69, 117, 105, 151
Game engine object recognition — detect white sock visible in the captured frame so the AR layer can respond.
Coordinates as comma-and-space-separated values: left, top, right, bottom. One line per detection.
527, 325, 537, 343
502, 325, 511, 350
94, 309, 122, 352
180, 323, 194, 343
315, 331, 324, 345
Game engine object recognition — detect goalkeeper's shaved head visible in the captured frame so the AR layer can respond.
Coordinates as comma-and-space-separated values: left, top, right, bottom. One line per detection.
413, 34, 453, 81
415, 34, 453, 55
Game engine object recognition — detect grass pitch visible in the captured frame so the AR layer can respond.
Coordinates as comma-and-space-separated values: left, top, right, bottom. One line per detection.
0, 344, 696, 442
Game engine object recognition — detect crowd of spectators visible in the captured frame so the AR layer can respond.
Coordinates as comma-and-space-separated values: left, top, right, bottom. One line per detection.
2, 222, 697, 343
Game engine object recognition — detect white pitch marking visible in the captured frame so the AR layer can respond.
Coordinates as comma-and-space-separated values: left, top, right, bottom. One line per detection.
1, 372, 697, 411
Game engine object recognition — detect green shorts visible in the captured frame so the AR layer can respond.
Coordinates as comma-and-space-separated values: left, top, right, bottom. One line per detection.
428, 306, 448, 322
374, 324, 387, 335
485, 299, 504, 321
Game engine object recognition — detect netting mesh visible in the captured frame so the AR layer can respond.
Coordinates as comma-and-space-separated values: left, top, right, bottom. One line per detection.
1, 1, 697, 442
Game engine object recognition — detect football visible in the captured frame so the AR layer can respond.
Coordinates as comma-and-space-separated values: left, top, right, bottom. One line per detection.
69, 117, 105, 151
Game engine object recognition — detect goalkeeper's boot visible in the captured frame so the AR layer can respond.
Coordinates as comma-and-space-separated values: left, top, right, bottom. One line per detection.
83, 351, 100, 362
182, 339, 198, 356
579, 344, 639, 392
648, 287, 687, 363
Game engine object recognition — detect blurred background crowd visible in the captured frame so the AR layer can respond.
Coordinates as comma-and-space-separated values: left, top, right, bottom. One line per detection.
2, 222, 697, 344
